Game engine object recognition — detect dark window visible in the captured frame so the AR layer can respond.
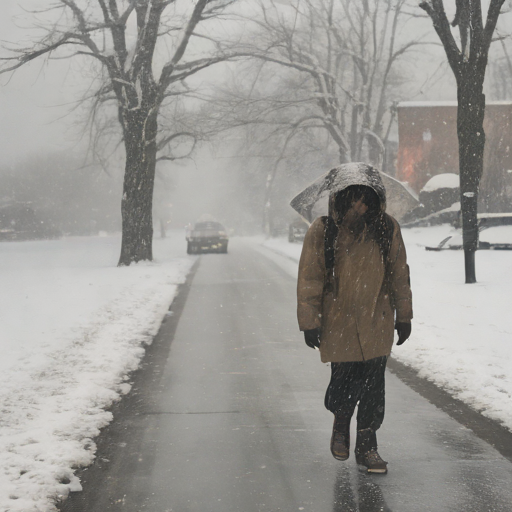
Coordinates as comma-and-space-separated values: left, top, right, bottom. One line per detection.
194, 222, 225, 231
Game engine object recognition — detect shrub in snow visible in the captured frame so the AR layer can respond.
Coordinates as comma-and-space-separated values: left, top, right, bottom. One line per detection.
419, 174, 460, 214
403, 173, 460, 224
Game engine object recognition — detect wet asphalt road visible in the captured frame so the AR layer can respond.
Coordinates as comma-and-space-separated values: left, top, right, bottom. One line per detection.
63, 237, 512, 512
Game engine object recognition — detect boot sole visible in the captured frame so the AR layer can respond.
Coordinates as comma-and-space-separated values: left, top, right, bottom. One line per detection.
356, 462, 388, 474
366, 467, 388, 474
331, 452, 349, 461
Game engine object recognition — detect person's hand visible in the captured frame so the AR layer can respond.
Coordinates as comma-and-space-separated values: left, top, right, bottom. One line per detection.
395, 322, 411, 346
304, 328, 321, 349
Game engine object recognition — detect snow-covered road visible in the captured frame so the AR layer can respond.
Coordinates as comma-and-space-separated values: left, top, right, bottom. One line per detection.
1, 225, 512, 511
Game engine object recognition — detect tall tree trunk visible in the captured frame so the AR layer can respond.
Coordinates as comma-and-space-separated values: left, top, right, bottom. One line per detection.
367, 135, 384, 168
350, 104, 361, 161
118, 107, 158, 266
339, 145, 349, 164
456, 76, 486, 283
263, 167, 277, 235
420, 0, 506, 283
160, 218, 167, 239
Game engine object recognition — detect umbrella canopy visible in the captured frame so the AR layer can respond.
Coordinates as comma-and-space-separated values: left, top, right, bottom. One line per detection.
290, 162, 418, 223
290, 163, 386, 222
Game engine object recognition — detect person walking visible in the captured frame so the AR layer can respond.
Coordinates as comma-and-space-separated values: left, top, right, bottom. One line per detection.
296, 163, 413, 474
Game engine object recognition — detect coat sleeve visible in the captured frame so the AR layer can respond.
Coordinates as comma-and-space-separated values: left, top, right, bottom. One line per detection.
387, 219, 413, 323
297, 217, 326, 331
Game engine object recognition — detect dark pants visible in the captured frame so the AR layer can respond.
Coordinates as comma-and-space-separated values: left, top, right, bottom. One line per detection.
324, 356, 387, 431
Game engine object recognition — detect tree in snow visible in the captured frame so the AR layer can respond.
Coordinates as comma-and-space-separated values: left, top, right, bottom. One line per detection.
208, 0, 432, 232
219, 103, 338, 233
420, 0, 507, 283
232, 0, 432, 167
0, 0, 237, 265
204, 61, 340, 233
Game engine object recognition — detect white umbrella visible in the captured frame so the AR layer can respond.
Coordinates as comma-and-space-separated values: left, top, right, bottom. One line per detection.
290, 163, 387, 222
290, 163, 418, 223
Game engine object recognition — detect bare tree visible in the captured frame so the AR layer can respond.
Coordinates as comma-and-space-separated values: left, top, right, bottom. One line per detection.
234, 0, 431, 167
206, 65, 340, 233
0, 0, 237, 265
227, 117, 340, 235
420, 0, 506, 283
205, 0, 431, 233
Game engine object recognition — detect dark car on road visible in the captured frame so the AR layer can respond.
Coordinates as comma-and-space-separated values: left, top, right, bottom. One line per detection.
186, 221, 229, 254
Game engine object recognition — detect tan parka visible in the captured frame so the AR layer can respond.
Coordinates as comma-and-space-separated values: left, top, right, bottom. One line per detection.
297, 211, 412, 363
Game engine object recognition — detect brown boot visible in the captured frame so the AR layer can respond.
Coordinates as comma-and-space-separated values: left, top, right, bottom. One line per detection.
330, 415, 350, 461
355, 428, 388, 474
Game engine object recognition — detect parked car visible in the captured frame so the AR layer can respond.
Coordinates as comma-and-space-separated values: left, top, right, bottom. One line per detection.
0, 203, 61, 241
426, 214, 512, 251
288, 217, 309, 243
186, 220, 229, 254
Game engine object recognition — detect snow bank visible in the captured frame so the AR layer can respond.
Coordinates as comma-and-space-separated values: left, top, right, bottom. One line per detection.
262, 226, 512, 432
0, 232, 193, 512
422, 173, 459, 192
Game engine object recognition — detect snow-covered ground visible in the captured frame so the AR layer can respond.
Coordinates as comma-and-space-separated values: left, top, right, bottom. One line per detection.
1, 225, 512, 511
0, 231, 193, 512
263, 225, 512, 432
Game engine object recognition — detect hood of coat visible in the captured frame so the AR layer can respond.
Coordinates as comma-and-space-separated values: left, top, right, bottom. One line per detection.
290, 162, 386, 223
327, 162, 386, 220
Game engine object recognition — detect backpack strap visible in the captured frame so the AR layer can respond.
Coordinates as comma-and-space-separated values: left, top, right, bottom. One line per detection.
381, 213, 395, 266
321, 216, 338, 293
380, 213, 397, 305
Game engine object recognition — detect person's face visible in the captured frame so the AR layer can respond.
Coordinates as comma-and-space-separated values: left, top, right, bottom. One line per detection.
350, 197, 369, 216
343, 196, 369, 227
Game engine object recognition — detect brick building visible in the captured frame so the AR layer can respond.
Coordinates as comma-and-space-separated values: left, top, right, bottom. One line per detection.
396, 101, 512, 212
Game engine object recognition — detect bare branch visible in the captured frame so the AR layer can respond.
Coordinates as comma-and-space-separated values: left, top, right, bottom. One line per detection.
419, 0, 462, 72
157, 130, 197, 151
483, 0, 507, 50
1, 36, 107, 73
159, 0, 211, 88
60, 0, 105, 58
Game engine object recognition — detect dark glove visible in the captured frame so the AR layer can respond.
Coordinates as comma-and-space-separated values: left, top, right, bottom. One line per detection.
395, 322, 411, 346
304, 328, 321, 349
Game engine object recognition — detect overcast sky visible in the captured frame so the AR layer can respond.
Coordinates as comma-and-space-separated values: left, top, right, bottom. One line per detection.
0, 1, 89, 165
0, 65, 85, 166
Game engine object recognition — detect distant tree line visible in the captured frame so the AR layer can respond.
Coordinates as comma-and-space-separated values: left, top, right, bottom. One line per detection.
0, 152, 123, 236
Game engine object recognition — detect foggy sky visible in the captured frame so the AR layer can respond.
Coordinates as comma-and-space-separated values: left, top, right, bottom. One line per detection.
2, 0, 512, 231
0, 1, 87, 164
0, 0, 459, 166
